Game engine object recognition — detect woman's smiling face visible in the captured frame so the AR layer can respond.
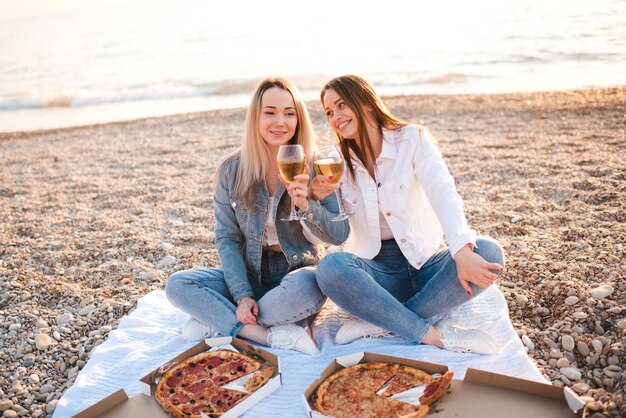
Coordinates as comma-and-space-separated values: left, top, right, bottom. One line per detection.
259, 87, 298, 148
323, 88, 359, 139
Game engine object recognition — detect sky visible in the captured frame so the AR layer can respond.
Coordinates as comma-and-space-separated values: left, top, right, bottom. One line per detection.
0, 0, 141, 20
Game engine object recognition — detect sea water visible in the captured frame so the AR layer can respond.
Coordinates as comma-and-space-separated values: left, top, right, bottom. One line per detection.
0, 0, 624, 132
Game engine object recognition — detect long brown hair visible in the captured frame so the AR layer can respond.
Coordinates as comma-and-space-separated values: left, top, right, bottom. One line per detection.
321, 75, 407, 180
218, 77, 317, 207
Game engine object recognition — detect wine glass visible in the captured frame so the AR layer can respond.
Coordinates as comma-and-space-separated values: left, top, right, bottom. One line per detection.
277, 144, 306, 221
314, 145, 353, 221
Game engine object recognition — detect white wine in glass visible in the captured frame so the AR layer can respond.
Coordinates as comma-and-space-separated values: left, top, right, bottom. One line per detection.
314, 145, 353, 221
277, 144, 306, 221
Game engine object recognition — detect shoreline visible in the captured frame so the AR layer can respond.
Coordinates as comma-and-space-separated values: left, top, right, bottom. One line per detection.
1, 87, 624, 417
1, 84, 624, 139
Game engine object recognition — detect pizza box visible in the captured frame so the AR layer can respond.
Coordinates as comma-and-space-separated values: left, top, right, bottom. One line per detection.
73, 336, 281, 418
302, 351, 585, 418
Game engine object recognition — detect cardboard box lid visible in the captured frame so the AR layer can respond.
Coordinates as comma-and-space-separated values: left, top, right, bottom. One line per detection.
72, 390, 168, 418
433, 368, 583, 417
303, 353, 584, 418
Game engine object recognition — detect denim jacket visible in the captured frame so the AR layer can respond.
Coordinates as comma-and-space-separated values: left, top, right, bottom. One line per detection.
214, 154, 350, 302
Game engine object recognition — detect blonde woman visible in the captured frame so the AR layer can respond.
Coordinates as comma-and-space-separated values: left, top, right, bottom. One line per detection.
166, 77, 349, 354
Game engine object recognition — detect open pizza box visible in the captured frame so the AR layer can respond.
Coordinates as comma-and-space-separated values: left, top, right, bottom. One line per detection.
72, 336, 281, 418
302, 352, 586, 418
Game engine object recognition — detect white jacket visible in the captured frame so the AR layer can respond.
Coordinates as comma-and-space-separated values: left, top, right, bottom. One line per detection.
340, 125, 476, 269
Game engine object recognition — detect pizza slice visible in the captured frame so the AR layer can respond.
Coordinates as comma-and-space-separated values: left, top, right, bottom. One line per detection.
381, 365, 433, 398
244, 366, 275, 393
365, 394, 430, 418
419, 370, 454, 406
183, 386, 249, 418
198, 350, 261, 386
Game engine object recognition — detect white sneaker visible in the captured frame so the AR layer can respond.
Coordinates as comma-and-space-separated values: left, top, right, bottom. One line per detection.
267, 324, 320, 355
181, 318, 219, 341
335, 319, 392, 345
435, 320, 499, 355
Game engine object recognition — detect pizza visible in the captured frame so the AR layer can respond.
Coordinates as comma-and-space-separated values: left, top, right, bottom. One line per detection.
155, 350, 274, 418
314, 362, 452, 417
419, 370, 454, 406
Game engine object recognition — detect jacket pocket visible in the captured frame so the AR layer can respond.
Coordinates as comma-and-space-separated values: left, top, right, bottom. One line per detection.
230, 198, 249, 226
340, 190, 362, 215
390, 173, 415, 194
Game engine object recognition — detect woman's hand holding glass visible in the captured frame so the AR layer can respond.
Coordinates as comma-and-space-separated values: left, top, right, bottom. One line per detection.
312, 145, 353, 221
281, 168, 310, 213
277, 144, 307, 221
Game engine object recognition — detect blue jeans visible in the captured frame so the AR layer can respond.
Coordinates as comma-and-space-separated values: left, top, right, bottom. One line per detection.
315, 237, 505, 343
165, 251, 327, 336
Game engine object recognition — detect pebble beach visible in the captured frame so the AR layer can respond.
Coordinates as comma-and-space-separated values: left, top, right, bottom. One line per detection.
0, 87, 624, 417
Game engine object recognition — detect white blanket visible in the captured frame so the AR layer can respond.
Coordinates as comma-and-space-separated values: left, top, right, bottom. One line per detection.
53, 285, 545, 418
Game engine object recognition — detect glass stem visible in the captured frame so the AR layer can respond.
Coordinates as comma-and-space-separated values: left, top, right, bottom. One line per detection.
291, 196, 297, 217
334, 190, 346, 215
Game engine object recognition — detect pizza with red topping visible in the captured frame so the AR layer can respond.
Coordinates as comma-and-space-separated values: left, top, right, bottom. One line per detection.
154, 350, 274, 418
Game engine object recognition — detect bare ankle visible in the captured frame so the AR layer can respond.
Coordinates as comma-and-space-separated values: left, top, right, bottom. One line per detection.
421, 325, 444, 348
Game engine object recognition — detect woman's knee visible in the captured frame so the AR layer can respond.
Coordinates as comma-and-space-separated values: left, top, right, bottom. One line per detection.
476, 237, 505, 266
165, 270, 196, 302
287, 267, 325, 300
287, 267, 328, 313
316, 252, 353, 289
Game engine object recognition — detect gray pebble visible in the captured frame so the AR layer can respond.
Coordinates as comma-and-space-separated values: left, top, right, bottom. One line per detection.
34, 319, 48, 329
561, 367, 582, 380
592, 339, 603, 353
46, 400, 57, 414
55, 313, 74, 326
39, 384, 55, 394
78, 304, 96, 316
561, 335, 575, 351
590, 284, 614, 299
522, 335, 535, 349
157, 255, 177, 267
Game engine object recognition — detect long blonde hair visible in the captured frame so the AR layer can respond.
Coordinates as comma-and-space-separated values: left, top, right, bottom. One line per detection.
321, 75, 407, 180
218, 77, 317, 207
